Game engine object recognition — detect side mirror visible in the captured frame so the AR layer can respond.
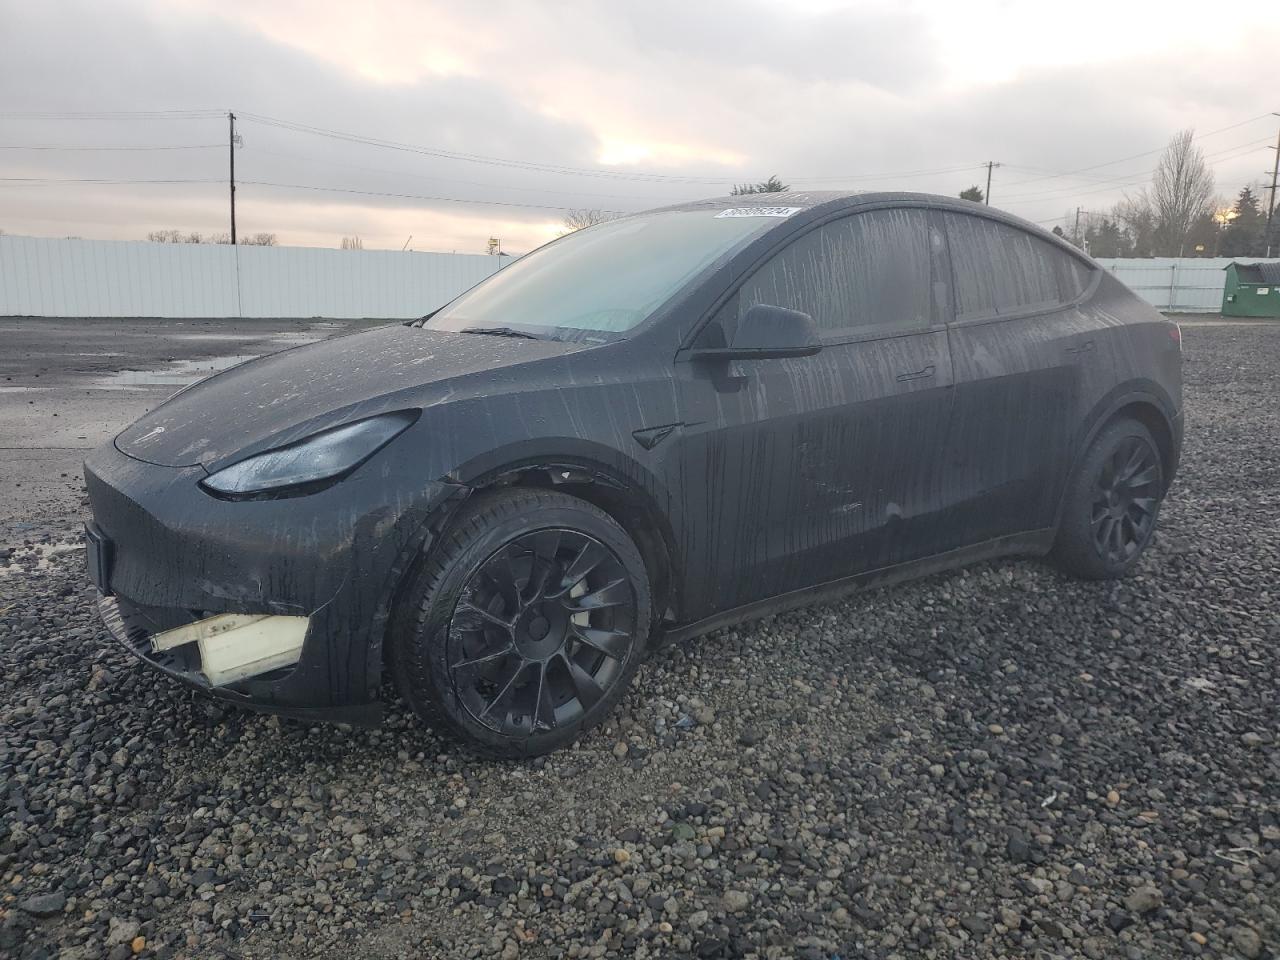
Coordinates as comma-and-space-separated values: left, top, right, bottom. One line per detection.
690, 303, 822, 360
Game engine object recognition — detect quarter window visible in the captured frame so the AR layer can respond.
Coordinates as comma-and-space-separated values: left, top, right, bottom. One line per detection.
944, 212, 1092, 319
734, 208, 937, 336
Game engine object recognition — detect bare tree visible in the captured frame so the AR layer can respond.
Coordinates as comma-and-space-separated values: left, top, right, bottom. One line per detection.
147, 229, 278, 246
561, 209, 619, 234
1148, 130, 1215, 256
1113, 196, 1159, 258
340, 236, 364, 250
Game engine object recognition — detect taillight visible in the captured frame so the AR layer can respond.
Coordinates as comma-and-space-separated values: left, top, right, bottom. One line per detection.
1167, 323, 1182, 349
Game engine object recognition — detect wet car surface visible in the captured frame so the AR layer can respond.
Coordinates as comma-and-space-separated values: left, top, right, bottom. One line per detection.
82, 192, 1183, 756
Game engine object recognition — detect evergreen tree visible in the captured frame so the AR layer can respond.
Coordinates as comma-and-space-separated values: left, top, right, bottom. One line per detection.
1220, 186, 1264, 257
731, 175, 789, 195
959, 186, 984, 202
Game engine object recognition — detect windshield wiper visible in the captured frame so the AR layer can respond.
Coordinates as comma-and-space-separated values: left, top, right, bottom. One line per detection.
459, 326, 543, 340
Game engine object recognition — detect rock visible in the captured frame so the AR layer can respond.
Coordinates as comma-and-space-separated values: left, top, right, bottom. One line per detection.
998, 907, 1022, 930
18, 892, 66, 916
723, 890, 751, 913
1107, 911, 1134, 933
1124, 886, 1163, 914
131, 937, 147, 955
612, 741, 629, 759
961, 915, 991, 935
1007, 833, 1031, 863
613, 848, 630, 864
1229, 926, 1262, 958
106, 917, 141, 947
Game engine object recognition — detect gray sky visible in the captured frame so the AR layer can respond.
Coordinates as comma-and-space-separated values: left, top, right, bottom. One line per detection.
2, 0, 1277, 252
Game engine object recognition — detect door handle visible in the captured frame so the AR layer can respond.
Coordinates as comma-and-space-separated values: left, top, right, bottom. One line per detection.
896, 364, 936, 383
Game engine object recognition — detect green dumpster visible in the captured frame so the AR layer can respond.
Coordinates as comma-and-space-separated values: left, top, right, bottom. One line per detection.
1222, 262, 1280, 318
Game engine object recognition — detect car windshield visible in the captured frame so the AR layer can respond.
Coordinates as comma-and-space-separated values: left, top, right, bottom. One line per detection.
424, 210, 778, 340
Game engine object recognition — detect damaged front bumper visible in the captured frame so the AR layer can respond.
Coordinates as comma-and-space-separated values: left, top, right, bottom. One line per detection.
97, 593, 380, 725
83, 436, 459, 727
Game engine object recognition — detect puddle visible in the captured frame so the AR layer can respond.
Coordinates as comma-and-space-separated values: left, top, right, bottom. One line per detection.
270, 333, 325, 347
170, 332, 324, 347
95, 354, 260, 389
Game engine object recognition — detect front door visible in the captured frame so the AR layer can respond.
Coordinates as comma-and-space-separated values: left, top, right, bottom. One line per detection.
671, 206, 957, 619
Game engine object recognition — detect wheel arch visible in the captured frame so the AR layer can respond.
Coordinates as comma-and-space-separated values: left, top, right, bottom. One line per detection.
1064, 381, 1180, 515
381, 440, 681, 685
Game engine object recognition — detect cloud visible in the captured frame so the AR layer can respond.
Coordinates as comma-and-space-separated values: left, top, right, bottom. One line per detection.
1, 0, 1276, 249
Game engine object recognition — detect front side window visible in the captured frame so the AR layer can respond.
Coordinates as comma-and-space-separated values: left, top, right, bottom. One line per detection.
733, 208, 936, 336
426, 210, 777, 340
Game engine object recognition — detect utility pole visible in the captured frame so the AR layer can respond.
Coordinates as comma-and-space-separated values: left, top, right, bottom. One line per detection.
1074, 207, 1082, 245
1265, 113, 1280, 257
984, 161, 1000, 205
228, 111, 237, 246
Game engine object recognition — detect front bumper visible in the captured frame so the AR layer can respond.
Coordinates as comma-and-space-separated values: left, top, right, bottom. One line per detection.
84, 437, 458, 724
97, 593, 381, 725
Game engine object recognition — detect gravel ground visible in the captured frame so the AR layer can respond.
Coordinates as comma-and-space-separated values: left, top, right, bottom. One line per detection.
2, 321, 1277, 960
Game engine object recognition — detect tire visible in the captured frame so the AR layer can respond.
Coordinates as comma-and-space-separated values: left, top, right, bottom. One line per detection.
1053, 417, 1165, 580
389, 488, 652, 757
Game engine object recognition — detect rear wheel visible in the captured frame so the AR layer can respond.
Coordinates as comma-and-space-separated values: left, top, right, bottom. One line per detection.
389, 488, 651, 757
1053, 417, 1165, 579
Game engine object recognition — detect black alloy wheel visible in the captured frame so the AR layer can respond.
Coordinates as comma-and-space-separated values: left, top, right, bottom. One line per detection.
1053, 416, 1166, 580
390, 487, 651, 757
1090, 435, 1161, 566
448, 529, 637, 737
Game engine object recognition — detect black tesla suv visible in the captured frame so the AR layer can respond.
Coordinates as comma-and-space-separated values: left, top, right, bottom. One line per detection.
85, 191, 1183, 756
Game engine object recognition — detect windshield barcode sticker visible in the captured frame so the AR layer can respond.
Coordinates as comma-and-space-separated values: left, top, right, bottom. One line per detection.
715, 207, 803, 218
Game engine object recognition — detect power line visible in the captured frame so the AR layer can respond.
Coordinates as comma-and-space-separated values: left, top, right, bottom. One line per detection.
239, 179, 629, 214
0, 110, 226, 120
996, 136, 1276, 206
0, 176, 222, 185
247, 146, 687, 204
995, 114, 1276, 189
239, 111, 984, 186
237, 111, 735, 183
0, 144, 221, 151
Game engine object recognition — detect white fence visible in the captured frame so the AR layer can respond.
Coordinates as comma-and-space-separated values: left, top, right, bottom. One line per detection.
1096, 257, 1280, 313
3, 235, 1276, 319
0, 235, 503, 319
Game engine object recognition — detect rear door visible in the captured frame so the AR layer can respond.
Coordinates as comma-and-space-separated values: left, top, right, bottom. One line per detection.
939, 211, 1103, 546
672, 206, 957, 618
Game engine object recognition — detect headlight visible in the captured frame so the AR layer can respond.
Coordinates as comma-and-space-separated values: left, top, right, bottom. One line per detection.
201, 411, 418, 496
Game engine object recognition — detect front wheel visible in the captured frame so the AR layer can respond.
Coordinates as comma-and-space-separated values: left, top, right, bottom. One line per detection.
1053, 417, 1165, 579
389, 488, 651, 757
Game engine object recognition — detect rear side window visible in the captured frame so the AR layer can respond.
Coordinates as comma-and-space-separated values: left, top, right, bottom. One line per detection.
1058, 254, 1093, 301
944, 212, 1090, 320
736, 208, 937, 336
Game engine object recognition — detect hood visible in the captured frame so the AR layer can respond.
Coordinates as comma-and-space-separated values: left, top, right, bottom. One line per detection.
115, 324, 586, 468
